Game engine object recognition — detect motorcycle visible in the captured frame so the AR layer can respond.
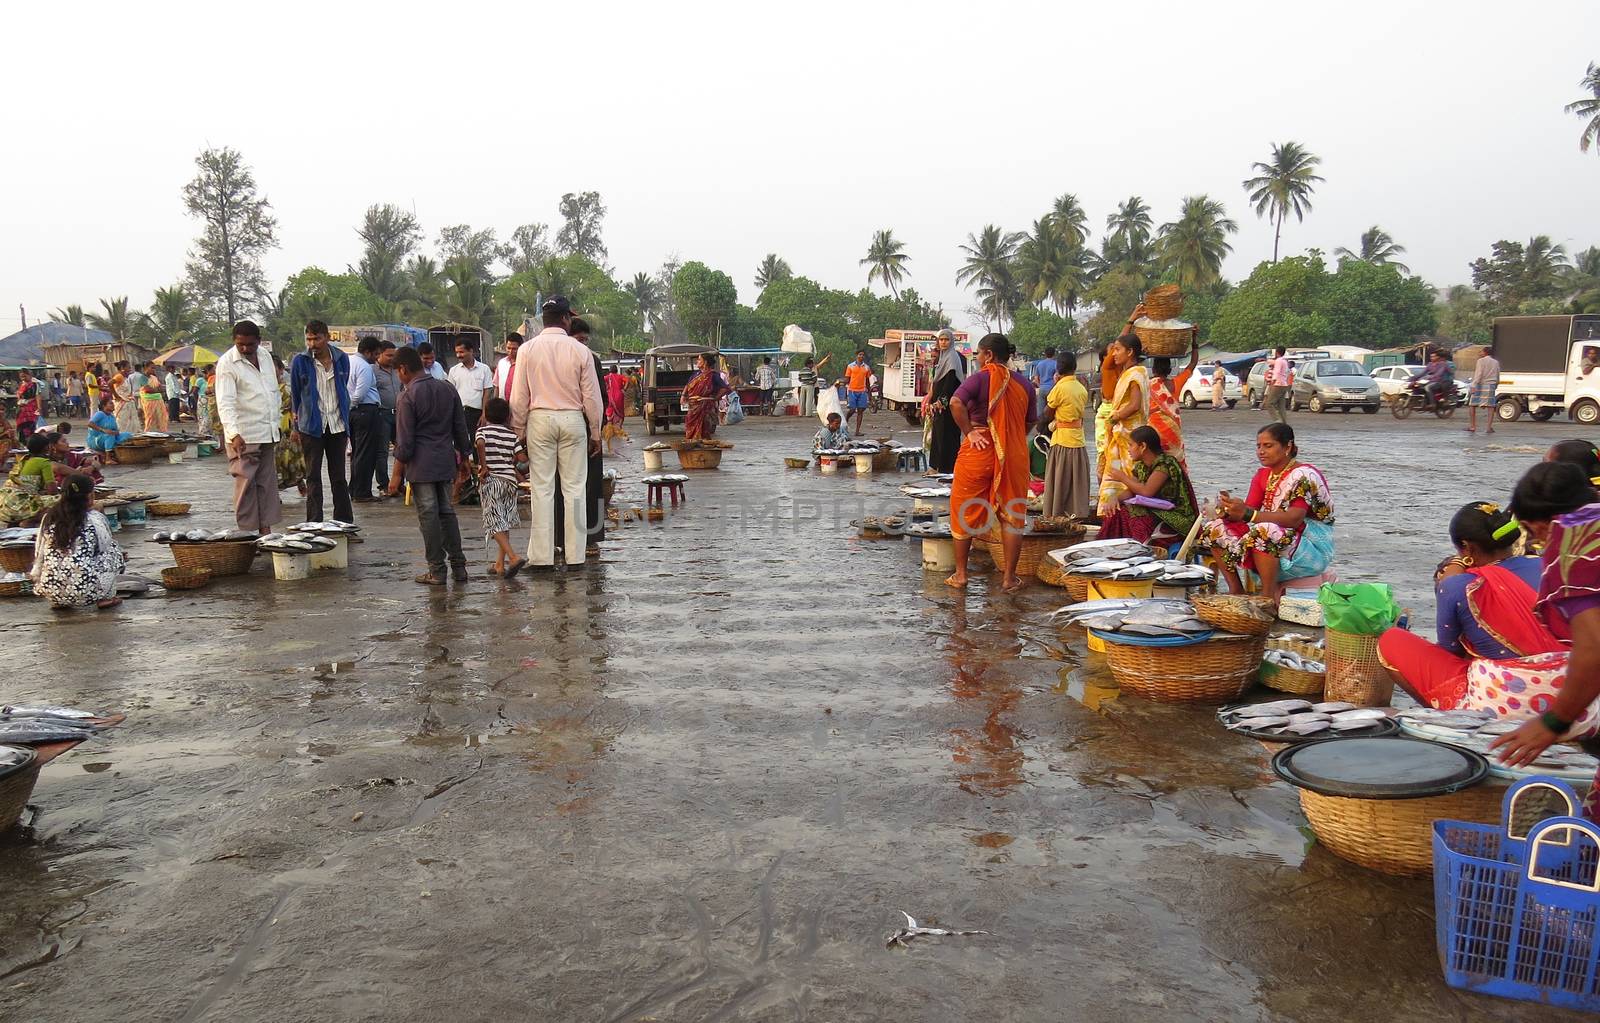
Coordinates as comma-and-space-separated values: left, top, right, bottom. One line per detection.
1391, 379, 1457, 420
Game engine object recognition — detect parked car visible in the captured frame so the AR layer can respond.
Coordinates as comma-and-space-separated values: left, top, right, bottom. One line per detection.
1242, 359, 1305, 408
1289, 359, 1382, 413
1178, 366, 1241, 409
1370, 364, 1470, 402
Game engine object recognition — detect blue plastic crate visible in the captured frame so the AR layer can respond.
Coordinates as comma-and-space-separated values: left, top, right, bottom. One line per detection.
1434, 776, 1600, 1011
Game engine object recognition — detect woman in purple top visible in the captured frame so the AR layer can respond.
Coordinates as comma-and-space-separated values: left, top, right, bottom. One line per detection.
951, 360, 1039, 432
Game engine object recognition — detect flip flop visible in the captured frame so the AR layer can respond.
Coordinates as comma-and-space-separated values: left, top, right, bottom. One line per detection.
1001, 577, 1026, 593
96, 597, 123, 609
504, 558, 526, 580
944, 575, 968, 589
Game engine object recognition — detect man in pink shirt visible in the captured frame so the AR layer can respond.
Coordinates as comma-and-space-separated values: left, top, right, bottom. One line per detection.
509, 296, 604, 570
1263, 346, 1291, 425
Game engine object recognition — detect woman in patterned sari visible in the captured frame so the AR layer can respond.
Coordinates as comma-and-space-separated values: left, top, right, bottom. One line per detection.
1096, 332, 1149, 517
1199, 422, 1334, 599
946, 333, 1037, 591
682, 352, 730, 441
1098, 425, 1198, 547
1147, 345, 1197, 467
1490, 462, 1600, 818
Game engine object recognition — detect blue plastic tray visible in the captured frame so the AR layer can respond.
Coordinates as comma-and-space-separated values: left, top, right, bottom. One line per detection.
1088, 628, 1216, 647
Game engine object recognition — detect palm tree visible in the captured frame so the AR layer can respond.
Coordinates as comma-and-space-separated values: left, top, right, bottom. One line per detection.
1243, 141, 1324, 262
1522, 235, 1571, 299
1334, 226, 1410, 273
861, 229, 910, 298
624, 272, 661, 331
1049, 193, 1090, 246
955, 225, 1024, 330
1157, 196, 1239, 290
49, 305, 86, 327
1566, 62, 1600, 154
405, 255, 446, 312
1015, 219, 1068, 311
140, 286, 200, 345
1104, 197, 1153, 253
87, 296, 139, 339
755, 254, 792, 293
1568, 246, 1600, 312
442, 257, 493, 326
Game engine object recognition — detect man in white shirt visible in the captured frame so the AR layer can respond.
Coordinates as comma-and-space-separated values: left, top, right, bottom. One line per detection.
418, 342, 448, 381
509, 296, 604, 570
214, 320, 284, 534
495, 332, 522, 400
448, 341, 495, 428
754, 356, 777, 414
165, 363, 184, 422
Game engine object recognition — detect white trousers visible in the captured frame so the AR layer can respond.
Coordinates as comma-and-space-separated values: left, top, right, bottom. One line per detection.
526, 409, 588, 565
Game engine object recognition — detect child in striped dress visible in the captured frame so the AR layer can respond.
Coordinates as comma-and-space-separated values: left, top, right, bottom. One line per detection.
475, 398, 527, 578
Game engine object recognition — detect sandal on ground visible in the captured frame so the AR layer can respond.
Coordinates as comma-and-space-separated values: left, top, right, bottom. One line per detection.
504, 558, 527, 579
415, 573, 446, 586
96, 597, 123, 609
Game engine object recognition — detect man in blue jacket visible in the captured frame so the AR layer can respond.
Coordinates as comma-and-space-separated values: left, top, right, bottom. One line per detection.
290, 320, 354, 523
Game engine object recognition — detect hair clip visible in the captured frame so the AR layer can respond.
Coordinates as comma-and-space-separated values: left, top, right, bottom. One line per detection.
1476, 502, 1500, 515
1493, 517, 1520, 540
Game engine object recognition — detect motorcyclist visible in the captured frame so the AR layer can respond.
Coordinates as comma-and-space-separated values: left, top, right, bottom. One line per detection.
1408, 351, 1453, 408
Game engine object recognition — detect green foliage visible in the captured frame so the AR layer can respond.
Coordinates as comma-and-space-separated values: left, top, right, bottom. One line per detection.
494, 255, 641, 345
955, 225, 1024, 329
556, 192, 607, 262
87, 297, 139, 339
1334, 226, 1408, 274
1435, 285, 1492, 344
49, 305, 86, 327
1321, 259, 1437, 345
755, 254, 792, 293
1242, 141, 1323, 262
140, 285, 204, 347
1566, 62, 1600, 155
1210, 255, 1332, 351
671, 262, 739, 342
1081, 269, 1149, 344
755, 276, 945, 371
1470, 236, 1570, 311
861, 229, 910, 297
1009, 306, 1076, 356
272, 268, 384, 341
183, 146, 278, 324
1157, 195, 1238, 290
356, 204, 421, 302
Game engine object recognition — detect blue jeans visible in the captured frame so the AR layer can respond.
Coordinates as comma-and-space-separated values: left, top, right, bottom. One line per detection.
411, 480, 465, 575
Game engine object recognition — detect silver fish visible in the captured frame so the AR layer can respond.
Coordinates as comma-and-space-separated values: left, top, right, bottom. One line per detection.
3, 705, 95, 719
0, 719, 96, 743
1286, 712, 1332, 725
1281, 720, 1330, 735
1246, 699, 1314, 715
0, 745, 30, 768
1331, 718, 1380, 731
1331, 708, 1389, 722
1473, 719, 1523, 736
886, 912, 989, 949
1235, 716, 1290, 730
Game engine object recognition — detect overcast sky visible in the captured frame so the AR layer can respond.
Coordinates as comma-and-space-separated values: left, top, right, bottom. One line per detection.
3, 0, 1597, 339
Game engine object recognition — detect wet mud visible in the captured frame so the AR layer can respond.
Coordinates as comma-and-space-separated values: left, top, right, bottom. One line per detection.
0, 407, 1588, 1021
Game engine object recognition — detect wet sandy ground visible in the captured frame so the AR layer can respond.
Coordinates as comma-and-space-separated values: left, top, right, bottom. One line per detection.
0, 406, 1592, 1021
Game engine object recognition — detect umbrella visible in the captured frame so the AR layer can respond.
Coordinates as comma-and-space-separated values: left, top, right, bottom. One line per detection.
154, 345, 220, 367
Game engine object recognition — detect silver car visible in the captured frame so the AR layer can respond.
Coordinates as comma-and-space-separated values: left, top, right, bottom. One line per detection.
1289, 359, 1382, 413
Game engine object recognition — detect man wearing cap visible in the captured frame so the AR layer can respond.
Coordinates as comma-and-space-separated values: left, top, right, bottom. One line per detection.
509, 296, 604, 570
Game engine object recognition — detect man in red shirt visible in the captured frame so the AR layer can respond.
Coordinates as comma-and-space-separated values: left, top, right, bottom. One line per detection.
844, 350, 872, 435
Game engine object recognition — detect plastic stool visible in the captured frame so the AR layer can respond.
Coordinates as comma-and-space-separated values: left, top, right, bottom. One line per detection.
646, 480, 685, 508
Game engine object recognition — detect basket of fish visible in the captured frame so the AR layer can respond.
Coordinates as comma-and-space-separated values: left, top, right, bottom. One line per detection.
153, 527, 262, 577
0, 703, 117, 831
0, 743, 39, 831
1191, 593, 1276, 636
256, 531, 340, 555
1219, 699, 1397, 743
1260, 637, 1328, 696
0, 571, 29, 597
0, 531, 37, 574
1396, 708, 1600, 783
1060, 598, 1265, 703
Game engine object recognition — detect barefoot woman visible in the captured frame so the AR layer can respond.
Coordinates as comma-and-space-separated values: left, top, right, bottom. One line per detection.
946, 333, 1037, 591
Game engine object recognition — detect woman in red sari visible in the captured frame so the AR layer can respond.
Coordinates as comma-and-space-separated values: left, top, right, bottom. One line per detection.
946, 334, 1038, 592
681, 352, 730, 441
1379, 502, 1563, 708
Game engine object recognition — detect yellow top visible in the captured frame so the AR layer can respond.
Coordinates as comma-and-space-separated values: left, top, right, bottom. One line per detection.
1046, 376, 1087, 448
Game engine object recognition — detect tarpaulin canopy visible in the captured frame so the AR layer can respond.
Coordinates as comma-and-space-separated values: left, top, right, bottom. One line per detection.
154, 344, 219, 367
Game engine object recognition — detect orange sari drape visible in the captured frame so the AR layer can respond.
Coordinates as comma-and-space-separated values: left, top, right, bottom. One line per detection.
950, 363, 1030, 539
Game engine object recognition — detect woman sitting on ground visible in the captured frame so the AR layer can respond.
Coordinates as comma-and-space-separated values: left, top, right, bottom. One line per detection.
30, 473, 124, 610
87, 396, 133, 456
1098, 425, 1198, 547
0, 433, 67, 525
1378, 502, 1562, 708
1198, 422, 1334, 600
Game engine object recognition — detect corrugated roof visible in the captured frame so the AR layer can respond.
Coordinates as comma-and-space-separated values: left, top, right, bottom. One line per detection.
0, 323, 115, 364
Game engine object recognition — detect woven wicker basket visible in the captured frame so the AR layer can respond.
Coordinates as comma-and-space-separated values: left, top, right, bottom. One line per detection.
1191, 593, 1276, 636
1260, 638, 1327, 696
1104, 633, 1267, 704
977, 527, 1084, 576
1298, 784, 1505, 876
1324, 628, 1394, 707
0, 547, 33, 573
111, 445, 163, 465
784, 457, 809, 469
1133, 322, 1192, 358
161, 566, 212, 590
0, 580, 25, 597
170, 540, 257, 577
1142, 285, 1185, 321
676, 448, 724, 470
1063, 573, 1092, 602
0, 752, 41, 832
147, 501, 191, 517
1037, 558, 1069, 588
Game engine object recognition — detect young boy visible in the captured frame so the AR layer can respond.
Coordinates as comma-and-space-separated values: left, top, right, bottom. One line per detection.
474, 397, 526, 578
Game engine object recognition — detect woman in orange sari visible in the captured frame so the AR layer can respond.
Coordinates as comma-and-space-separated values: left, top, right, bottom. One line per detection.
682, 352, 730, 441
947, 334, 1038, 592
1147, 341, 1198, 466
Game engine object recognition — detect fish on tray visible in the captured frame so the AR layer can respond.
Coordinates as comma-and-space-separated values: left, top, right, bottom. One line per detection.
1222, 699, 1313, 718
0, 719, 97, 744
2, 705, 95, 720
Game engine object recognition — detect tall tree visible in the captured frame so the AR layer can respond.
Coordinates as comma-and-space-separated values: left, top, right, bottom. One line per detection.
624, 272, 662, 331
435, 226, 500, 281
1242, 141, 1324, 262
1566, 62, 1600, 155
139, 286, 202, 346
49, 305, 86, 327
1568, 246, 1600, 313
87, 297, 138, 339
1157, 196, 1238, 290
556, 191, 607, 262
356, 204, 421, 302
442, 256, 493, 326
1334, 225, 1409, 274
955, 225, 1024, 330
503, 223, 553, 274
182, 146, 278, 324
405, 256, 447, 313
755, 254, 792, 293
1104, 196, 1153, 253
1049, 193, 1090, 246
670, 262, 738, 342
1014, 219, 1071, 313
861, 229, 910, 298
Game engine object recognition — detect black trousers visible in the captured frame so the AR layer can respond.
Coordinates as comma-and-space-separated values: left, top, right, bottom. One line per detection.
302, 430, 353, 523
375, 409, 394, 489
348, 404, 383, 498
